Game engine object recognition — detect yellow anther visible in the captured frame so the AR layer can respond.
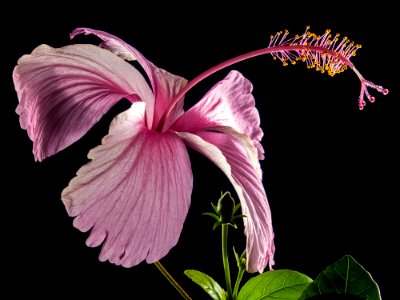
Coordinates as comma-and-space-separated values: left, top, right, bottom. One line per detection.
270, 27, 358, 78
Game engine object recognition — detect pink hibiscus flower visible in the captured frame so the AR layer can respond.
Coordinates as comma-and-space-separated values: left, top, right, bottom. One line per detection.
13, 26, 388, 274
13, 28, 274, 273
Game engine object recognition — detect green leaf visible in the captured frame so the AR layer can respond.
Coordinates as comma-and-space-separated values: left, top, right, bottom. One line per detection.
211, 202, 219, 214
203, 212, 221, 221
185, 269, 227, 300
233, 247, 246, 270
233, 214, 247, 220
237, 269, 313, 300
233, 203, 241, 214
299, 255, 381, 300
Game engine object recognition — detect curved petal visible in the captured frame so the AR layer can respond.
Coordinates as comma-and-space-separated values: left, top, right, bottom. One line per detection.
173, 70, 264, 159
62, 102, 193, 267
14, 44, 154, 161
177, 131, 274, 273
71, 27, 188, 128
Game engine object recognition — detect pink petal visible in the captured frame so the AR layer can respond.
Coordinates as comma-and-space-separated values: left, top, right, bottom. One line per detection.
62, 102, 193, 267
14, 44, 154, 161
71, 28, 188, 129
173, 70, 264, 159
177, 131, 275, 273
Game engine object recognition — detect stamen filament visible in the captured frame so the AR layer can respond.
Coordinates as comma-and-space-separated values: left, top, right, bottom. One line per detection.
156, 27, 388, 131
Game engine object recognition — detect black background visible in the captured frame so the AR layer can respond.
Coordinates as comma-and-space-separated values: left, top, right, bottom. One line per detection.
2, 2, 398, 299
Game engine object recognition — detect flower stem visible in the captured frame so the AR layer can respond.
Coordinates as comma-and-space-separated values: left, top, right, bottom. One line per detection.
232, 267, 245, 300
154, 261, 192, 300
222, 224, 233, 299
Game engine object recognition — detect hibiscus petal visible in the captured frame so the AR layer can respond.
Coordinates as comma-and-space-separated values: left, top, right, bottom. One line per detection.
14, 44, 154, 161
172, 70, 264, 159
177, 131, 274, 273
71, 27, 188, 128
62, 102, 193, 267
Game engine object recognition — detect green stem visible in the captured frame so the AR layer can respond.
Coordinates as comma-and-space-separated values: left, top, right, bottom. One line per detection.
232, 268, 245, 299
154, 261, 192, 300
222, 224, 233, 299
